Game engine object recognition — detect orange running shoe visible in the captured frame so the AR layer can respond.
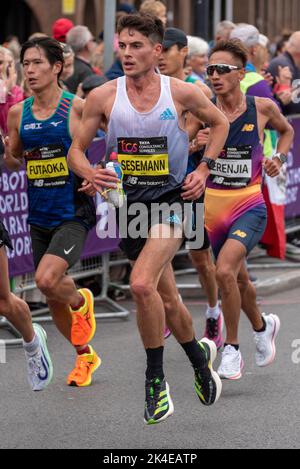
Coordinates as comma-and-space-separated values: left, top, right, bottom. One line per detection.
70, 289, 96, 347
67, 347, 101, 387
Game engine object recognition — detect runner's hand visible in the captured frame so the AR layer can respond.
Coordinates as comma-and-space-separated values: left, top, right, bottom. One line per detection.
182, 166, 209, 200
78, 180, 97, 196
264, 158, 281, 178
92, 168, 119, 194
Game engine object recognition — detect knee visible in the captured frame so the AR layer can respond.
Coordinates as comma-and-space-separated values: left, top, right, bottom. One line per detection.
238, 277, 250, 295
216, 266, 236, 291
163, 296, 180, 317
0, 297, 13, 318
35, 272, 58, 297
130, 279, 155, 301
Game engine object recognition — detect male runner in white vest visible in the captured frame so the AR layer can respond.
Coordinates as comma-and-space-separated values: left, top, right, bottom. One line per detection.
68, 14, 229, 425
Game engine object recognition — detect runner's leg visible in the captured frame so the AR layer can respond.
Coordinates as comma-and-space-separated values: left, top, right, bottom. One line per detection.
0, 247, 34, 343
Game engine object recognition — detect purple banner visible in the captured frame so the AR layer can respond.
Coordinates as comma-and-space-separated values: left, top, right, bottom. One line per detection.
0, 138, 120, 277
286, 118, 300, 219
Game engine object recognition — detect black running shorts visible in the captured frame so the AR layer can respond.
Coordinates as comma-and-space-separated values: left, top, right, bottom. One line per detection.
30, 221, 88, 269
117, 189, 193, 262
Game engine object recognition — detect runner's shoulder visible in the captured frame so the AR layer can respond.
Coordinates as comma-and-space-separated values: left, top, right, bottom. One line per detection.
7, 101, 23, 126
255, 96, 279, 116
88, 79, 117, 100
194, 81, 213, 99
170, 77, 205, 101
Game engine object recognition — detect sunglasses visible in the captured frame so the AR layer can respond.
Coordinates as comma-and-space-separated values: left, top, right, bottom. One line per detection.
206, 64, 242, 76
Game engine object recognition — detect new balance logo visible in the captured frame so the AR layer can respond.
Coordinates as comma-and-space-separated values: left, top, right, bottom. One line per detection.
233, 230, 247, 239
242, 124, 255, 132
160, 108, 176, 121
50, 121, 63, 127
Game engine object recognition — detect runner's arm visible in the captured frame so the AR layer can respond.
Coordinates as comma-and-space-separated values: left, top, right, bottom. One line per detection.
4, 104, 24, 171
261, 98, 294, 177
184, 86, 229, 163
67, 87, 119, 191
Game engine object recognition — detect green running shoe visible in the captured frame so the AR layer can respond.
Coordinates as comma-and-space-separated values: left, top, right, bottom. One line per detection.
144, 378, 174, 425
194, 338, 222, 406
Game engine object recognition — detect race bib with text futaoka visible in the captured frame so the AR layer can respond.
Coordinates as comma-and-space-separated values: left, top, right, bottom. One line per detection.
25, 144, 69, 189
117, 137, 169, 187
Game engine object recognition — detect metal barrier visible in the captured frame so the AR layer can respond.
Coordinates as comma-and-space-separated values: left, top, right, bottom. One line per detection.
0, 252, 130, 347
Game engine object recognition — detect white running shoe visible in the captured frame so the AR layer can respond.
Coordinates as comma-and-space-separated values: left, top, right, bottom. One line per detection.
254, 313, 281, 367
25, 324, 53, 392
218, 345, 244, 380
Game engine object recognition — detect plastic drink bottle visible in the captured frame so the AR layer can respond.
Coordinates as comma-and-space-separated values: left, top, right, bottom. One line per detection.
105, 152, 126, 208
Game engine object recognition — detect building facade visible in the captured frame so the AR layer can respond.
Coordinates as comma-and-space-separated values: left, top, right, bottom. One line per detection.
1, 0, 300, 44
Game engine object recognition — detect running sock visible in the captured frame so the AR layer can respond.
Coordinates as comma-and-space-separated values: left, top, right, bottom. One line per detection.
76, 345, 91, 356
70, 293, 85, 311
146, 347, 164, 381
23, 334, 40, 355
206, 303, 221, 320
254, 316, 267, 333
224, 343, 240, 351
180, 339, 206, 369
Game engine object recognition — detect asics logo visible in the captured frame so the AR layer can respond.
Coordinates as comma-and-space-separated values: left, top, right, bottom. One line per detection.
50, 121, 63, 127
24, 123, 43, 130
64, 245, 76, 255
160, 108, 176, 121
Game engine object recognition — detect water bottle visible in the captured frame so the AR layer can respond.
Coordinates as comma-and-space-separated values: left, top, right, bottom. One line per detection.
105, 152, 126, 208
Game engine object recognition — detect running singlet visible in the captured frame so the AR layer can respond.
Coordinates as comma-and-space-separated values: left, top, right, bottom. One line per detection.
205, 96, 266, 245
20, 90, 96, 229
106, 75, 189, 202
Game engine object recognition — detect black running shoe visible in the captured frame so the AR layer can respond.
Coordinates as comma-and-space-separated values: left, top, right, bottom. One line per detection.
194, 339, 222, 406
144, 378, 174, 425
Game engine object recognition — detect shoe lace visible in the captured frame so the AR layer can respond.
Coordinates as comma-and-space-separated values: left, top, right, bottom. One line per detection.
71, 357, 90, 379
206, 318, 219, 339
72, 312, 90, 335
254, 333, 267, 354
145, 379, 162, 413
28, 352, 43, 376
221, 347, 240, 373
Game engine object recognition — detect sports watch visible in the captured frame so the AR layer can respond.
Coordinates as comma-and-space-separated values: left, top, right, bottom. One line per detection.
199, 157, 216, 170
273, 153, 288, 165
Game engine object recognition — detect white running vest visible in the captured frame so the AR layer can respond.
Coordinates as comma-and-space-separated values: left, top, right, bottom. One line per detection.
106, 75, 189, 201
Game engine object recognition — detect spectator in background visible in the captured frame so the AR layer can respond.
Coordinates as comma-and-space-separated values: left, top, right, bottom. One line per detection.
0, 47, 24, 135
230, 25, 279, 103
139, 0, 168, 26
215, 20, 236, 43
252, 34, 270, 74
186, 36, 209, 83
52, 18, 74, 43
267, 31, 300, 116
60, 43, 75, 90
65, 25, 97, 94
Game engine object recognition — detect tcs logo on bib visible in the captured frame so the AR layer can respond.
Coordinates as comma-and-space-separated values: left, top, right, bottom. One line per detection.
120, 140, 138, 153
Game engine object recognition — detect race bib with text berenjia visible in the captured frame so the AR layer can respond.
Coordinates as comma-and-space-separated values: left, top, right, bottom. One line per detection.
210, 145, 253, 188
118, 137, 170, 188
25, 144, 69, 189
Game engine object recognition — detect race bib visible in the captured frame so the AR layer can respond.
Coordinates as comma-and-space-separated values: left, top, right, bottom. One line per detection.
25, 144, 69, 188
210, 145, 252, 188
117, 137, 169, 187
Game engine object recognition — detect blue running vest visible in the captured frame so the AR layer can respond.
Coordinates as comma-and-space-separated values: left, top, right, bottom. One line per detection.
20, 90, 96, 229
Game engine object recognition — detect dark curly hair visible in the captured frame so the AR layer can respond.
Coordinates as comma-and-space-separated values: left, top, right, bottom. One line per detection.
117, 13, 164, 45
210, 39, 248, 68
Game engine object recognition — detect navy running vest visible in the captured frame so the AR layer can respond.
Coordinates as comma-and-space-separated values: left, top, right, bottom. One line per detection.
20, 90, 96, 229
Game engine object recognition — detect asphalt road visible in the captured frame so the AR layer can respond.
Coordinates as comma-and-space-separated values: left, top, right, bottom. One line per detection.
0, 286, 300, 449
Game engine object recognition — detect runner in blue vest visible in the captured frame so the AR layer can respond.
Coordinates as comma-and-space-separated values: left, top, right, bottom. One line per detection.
4, 38, 100, 388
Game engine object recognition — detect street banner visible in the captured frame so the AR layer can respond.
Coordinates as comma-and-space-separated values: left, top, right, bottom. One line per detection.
0, 138, 120, 277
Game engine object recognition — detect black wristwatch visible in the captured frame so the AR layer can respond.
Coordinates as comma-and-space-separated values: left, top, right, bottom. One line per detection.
273, 153, 288, 165
199, 157, 216, 171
